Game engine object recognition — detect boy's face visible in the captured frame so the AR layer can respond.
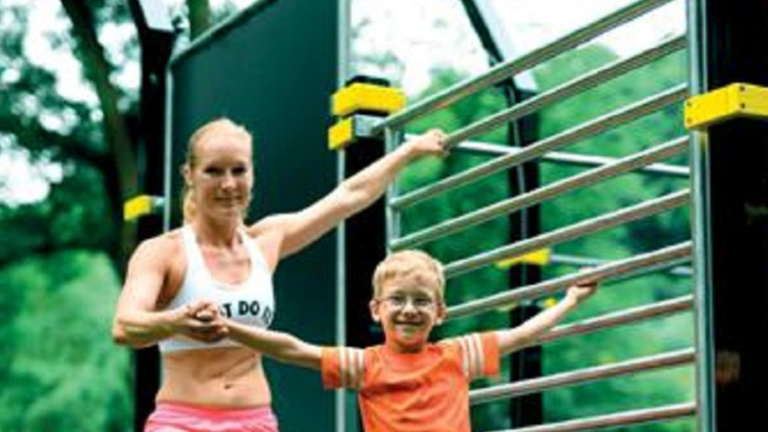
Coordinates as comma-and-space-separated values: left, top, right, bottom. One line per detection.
370, 274, 446, 353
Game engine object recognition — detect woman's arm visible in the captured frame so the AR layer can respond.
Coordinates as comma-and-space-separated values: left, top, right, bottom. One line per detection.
249, 129, 446, 262
227, 320, 322, 370
497, 282, 597, 356
112, 237, 226, 348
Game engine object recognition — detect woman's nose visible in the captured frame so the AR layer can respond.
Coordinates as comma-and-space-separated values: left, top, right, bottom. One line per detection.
220, 172, 236, 188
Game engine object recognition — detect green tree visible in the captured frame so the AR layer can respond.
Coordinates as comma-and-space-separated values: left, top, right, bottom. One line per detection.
0, 0, 219, 430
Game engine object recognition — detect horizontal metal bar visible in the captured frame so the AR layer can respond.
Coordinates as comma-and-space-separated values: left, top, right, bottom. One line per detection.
455, 141, 689, 178
471, 348, 694, 404
390, 85, 688, 210
550, 253, 618, 267
487, 402, 696, 432
443, 36, 686, 150
375, 0, 677, 132
550, 254, 692, 277
542, 295, 693, 343
443, 189, 689, 278
611, 254, 693, 285
446, 241, 691, 320
391, 137, 688, 250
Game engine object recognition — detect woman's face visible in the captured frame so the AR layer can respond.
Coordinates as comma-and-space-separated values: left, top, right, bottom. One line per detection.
187, 131, 254, 221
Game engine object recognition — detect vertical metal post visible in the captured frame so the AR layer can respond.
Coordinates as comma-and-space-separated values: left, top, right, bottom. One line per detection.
505, 88, 542, 427
335, 2, 350, 431
689, 1, 768, 430
126, 1, 174, 430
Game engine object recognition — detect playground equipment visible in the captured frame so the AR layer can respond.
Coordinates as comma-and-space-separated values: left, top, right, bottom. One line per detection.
126, 0, 768, 430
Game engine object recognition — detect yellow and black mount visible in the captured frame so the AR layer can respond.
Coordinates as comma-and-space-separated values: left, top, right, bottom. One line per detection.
123, 194, 164, 221
327, 76, 406, 150
684, 82, 768, 130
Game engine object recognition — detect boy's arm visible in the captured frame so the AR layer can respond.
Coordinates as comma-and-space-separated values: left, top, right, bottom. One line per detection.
227, 320, 321, 370
497, 282, 596, 356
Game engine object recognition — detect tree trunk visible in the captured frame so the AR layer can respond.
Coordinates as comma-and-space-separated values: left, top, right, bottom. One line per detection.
60, 0, 138, 273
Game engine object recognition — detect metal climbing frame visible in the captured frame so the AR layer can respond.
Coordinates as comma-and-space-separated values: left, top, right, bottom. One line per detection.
382, 0, 696, 430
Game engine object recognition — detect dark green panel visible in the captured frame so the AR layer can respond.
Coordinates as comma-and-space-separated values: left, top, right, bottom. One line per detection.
169, 1, 338, 430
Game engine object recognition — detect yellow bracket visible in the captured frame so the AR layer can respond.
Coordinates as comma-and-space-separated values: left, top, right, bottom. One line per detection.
124, 195, 164, 221
327, 115, 382, 151
685, 83, 768, 130
541, 297, 559, 309
495, 248, 551, 269
328, 117, 353, 151
331, 83, 406, 117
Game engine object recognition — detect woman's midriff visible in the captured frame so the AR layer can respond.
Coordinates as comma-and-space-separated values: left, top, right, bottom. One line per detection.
157, 346, 272, 407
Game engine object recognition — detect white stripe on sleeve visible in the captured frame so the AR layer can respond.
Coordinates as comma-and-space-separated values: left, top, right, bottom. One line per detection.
339, 348, 365, 390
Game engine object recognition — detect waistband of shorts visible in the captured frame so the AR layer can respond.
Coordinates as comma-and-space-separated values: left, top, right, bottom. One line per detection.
152, 401, 275, 421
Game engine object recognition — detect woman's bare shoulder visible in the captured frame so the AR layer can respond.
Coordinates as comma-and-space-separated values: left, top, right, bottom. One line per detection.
133, 229, 184, 260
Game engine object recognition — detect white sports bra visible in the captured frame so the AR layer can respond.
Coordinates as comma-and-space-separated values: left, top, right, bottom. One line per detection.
158, 225, 275, 353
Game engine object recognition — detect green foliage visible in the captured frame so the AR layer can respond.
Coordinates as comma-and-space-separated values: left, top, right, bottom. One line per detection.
0, 250, 132, 432
0, 164, 115, 266
0, 0, 136, 427
0, 1, 252, 431
0, 0, 129, 269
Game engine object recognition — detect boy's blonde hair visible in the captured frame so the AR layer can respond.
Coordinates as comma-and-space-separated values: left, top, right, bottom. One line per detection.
372, 250, 445, 302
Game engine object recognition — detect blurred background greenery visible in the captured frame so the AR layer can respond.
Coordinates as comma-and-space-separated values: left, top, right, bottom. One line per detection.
0, 0, 692, 430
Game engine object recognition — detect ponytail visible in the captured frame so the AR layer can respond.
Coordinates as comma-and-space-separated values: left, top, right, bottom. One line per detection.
182, 186, 196, 223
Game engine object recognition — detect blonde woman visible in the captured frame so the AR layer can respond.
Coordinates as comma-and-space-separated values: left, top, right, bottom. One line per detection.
112, 118, 446, 432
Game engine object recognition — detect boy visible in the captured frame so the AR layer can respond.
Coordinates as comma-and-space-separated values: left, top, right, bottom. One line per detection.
225, 250, 596, 432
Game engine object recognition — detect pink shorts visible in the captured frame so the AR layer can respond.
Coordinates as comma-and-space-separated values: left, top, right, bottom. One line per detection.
144, 402, 279, 432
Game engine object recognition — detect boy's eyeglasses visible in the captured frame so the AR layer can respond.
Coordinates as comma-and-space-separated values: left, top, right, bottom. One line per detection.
379, 295, 436, 310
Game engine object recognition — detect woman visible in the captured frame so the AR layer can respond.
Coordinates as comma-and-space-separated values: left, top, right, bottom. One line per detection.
112, 117, 446, 432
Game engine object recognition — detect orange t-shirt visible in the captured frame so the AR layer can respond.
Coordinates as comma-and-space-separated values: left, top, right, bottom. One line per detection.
321, 332, 500, 432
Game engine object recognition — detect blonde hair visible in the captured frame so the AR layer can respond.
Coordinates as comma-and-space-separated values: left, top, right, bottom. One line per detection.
372, 250, 445, 303
181, 118, 253, 223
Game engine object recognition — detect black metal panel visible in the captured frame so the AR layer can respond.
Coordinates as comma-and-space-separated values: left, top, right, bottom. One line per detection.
691, 0, 768, 430
345, 135, 386, 432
